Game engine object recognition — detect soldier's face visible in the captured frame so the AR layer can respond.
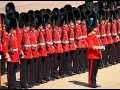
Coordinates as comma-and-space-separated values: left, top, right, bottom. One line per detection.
25, 26, 30, 31
76, 20, 81, 24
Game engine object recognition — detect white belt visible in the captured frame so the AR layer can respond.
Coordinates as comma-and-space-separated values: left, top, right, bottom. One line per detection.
108, 34, 111, 36
97, 35, 101, 37
12, 49, 18, 51
77, 36, 82, 39
54, 41, 61, 44
112, 33, 117, 36
46, 42, 53, 44
82, 36, 87, 38
24, 45, 31, 47
63, 41, 69, 44
31, 44, 38, 47
69, 38, 74, 41
101, 34, 106, 37
38, 43, 45, 46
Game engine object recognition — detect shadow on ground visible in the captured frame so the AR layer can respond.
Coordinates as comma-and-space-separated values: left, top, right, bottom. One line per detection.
69, 81, 89, 87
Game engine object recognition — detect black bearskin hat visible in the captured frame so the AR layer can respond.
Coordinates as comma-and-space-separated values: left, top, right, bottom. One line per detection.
13, 11, 19, 22
51, 14, 60, 26
29, 15, 36, 27
52, 8, 60, 15
46, 9, 52, 16
97, 9, 106, 21
64, 4, 73, 12
60, 12, 68, 26
109, 10, 116, 22
18, 13, 30, 28
28, 10, 34, 16
5, 17, 17, 33
60, 7, 66, 14
35, 14, 43, 29
67, 11, 74, 23
43, 14, 51, 27
73, 9, 81, 21
86, 13, 97, 32
34, 10, 41, 16
5, 2, 15, 13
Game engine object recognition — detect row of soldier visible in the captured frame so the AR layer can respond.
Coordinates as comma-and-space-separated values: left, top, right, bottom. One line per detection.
0, 1, 120, 89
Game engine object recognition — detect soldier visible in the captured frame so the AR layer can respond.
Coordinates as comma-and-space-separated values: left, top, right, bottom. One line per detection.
114, 8, 120, 63
51, 14, 63, 79
3, 14, 19, 89
43, 14, 55, 81
28, 14, 39, 86
60, 12, 70, 77
35, 14, 47, 84
86, 13, 104, 88
18, 13, 33, 88
97, 9, 108, 68
0, 13, 6, 75
109, 10, 119, 65
67, 11, 76, 76
73, 9, 83, 74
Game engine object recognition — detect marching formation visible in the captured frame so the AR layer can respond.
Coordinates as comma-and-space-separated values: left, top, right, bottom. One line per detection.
0, 1, 120, 89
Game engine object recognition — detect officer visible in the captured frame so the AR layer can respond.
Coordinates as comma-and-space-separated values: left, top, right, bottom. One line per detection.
35, 14, 47, 84
43, 14, 55, 81
51, 14, 63, 79
18, 13, 33, 88
3, 14, 19, 89
86, 13, 103, 88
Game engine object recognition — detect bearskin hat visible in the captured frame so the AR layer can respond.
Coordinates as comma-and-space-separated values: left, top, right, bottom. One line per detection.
86, 13, 97, 32
43, 14, 51, 27
51, 14, 60, 26
35, 14, 43, 29
60, 12, 68, 26
13, 11, 19, 22
5, 17, 17, 33
64, 4, 73, 12
73, 9, 81, 21
18, 13, 30, 28
29, 15, 36, 27
67, 11, 74, 23
59, 7, 66, 14
5, 2, 15, 13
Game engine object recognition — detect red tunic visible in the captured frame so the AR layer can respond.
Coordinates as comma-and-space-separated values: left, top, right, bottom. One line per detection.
2, 33, 19, 63
85, 30, 102, 60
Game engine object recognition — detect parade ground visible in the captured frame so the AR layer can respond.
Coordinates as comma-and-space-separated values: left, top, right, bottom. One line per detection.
0, 1, 120, 89
1, 63, 120, 89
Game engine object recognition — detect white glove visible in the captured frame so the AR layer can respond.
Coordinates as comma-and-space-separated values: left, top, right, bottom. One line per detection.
101, 46, 105, 50
0, 55, 2, 60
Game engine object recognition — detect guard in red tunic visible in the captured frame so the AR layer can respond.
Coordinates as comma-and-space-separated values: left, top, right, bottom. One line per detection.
43, 14, 55, 81
109, 10, 119, 65
97, 9, 108, 68
73, 9, 83, 74
0, 13, 6, 75
51, 14, 63, 79
18, 13, 33, 88
29, 14, 39, 86
86, 13, 103, 88
115, 9, 120, 63
3, 16, 19, 89
60, 12, 70, 77
67, 11, 76, 76
35, 14, 47, 84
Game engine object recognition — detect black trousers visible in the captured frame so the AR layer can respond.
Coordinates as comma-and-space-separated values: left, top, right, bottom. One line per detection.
0, 52, 6, 75
52, 53, 61, 77
73, 49, 80, 73
62, 52, 72, 75
89, 60, 100, 87
117, 42, 120, 63
20, 58, 37, 86
36, 57, 45, 83
81, 48, 88, 71
7, 62, 18, 89
70, 50, 75, 72
110, 43, 116, 64
45, 54, 53, 80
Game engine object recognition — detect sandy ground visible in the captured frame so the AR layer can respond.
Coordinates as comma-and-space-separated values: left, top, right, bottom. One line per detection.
1, 63, 120, 89
1, 1, 120, 89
